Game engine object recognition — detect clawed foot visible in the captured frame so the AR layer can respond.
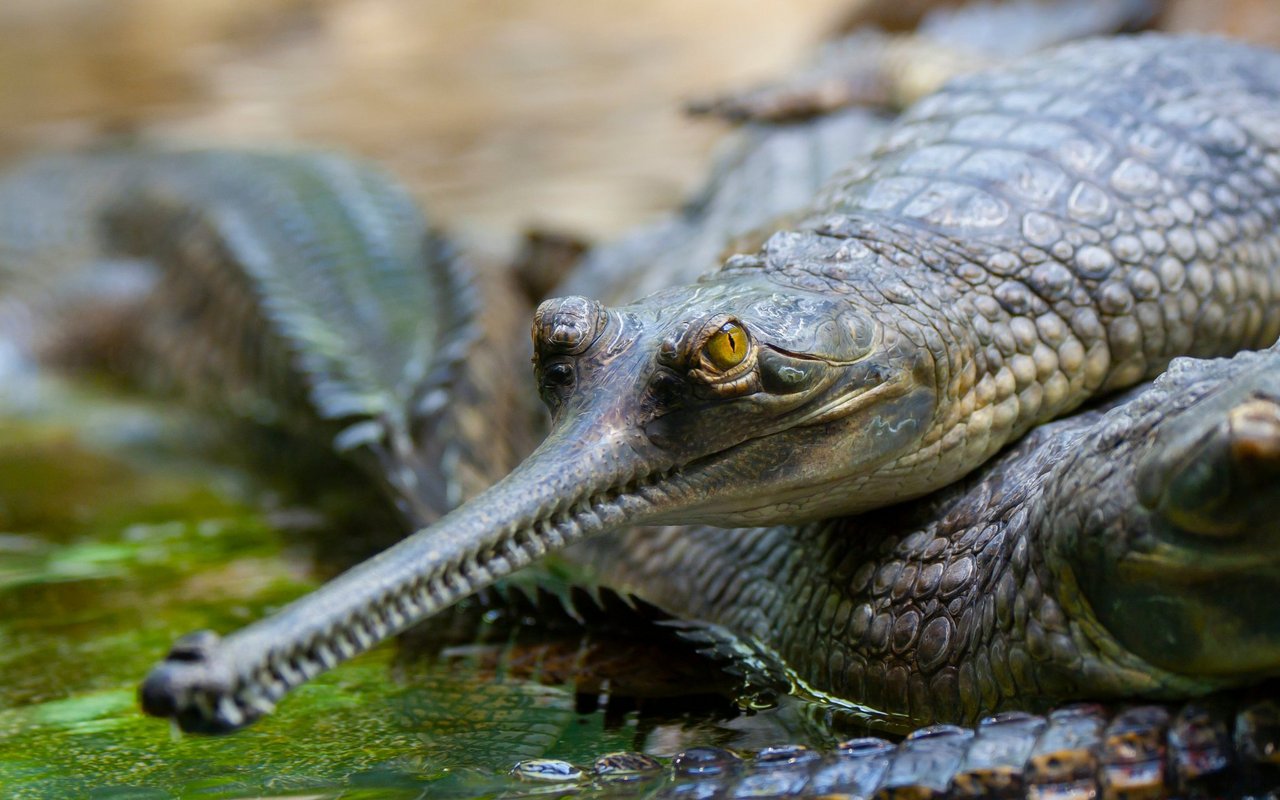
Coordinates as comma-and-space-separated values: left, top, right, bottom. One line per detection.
685, 31, 981, 123
686, 70, 894, 124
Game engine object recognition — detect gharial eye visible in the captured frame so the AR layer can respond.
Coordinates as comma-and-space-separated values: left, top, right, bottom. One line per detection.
702, 321, 749, 371
541, 361, 574, 389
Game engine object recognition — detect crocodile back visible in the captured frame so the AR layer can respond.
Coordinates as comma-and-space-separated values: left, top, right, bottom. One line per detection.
717, 35, 1280, 508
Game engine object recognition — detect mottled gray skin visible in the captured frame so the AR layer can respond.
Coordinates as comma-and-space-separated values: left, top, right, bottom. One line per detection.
136, 35, 1280, 733
582, 341, 1280, 728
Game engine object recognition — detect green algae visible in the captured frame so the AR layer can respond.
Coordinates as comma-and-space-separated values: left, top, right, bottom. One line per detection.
0, 380, 548, 798
0, 377, 828, 799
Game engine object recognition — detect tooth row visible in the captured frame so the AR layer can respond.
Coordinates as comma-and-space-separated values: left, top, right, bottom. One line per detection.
210, 468, 682, 728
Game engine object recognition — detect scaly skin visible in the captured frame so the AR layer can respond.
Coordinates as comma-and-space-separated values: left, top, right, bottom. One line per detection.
511, 700, 1280, 799
402, 582, 1280, 797
133, 35, 1280, 733
580, 341, 1280, 729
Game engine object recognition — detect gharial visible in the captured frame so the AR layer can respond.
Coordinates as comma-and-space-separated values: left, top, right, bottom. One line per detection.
125, 31, 1280, 731
3, 30, 1280, 792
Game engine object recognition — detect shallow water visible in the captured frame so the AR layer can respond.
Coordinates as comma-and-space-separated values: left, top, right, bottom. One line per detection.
0, 374, 858, 798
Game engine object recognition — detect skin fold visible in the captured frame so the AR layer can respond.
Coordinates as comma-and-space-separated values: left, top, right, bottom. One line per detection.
126, 34, 1280, 733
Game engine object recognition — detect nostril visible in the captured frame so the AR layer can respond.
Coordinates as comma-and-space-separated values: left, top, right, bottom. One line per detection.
542, 362, 574, 389
138, 629, 242, 730
138, 665, 182, 718
165, 629, 221, 662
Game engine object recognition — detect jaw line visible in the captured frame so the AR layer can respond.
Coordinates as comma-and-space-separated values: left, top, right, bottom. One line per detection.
140, 361, 902, 731
653, 376, 906, 491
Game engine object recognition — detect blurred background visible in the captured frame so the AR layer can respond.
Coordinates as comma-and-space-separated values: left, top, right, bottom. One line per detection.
0, 0, 1275, 258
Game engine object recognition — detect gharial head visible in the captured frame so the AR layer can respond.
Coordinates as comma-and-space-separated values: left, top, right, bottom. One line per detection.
139, 272, 942, 733
527, 273, 938, 529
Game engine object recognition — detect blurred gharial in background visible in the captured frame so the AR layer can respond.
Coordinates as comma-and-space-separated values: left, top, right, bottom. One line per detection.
0, 0, 1275, 248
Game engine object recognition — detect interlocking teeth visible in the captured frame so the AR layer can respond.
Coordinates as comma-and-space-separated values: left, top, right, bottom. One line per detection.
334, 632, 356, 659
276, 659, 302, 686
215, 463, 683, 727
351, 624, 374, 650
463, 557, 492, 584
245, 691, 276, 716
217, 695, 245, 728
383, 602, 406, 630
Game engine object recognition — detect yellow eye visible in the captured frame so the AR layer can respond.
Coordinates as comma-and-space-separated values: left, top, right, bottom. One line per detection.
703, 322, 748, 370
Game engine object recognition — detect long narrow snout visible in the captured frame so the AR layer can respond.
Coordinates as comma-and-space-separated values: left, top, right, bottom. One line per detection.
138, 278, 935, 733
138, 417, 678, 733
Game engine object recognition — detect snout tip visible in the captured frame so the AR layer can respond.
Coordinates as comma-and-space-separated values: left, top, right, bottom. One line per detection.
138, 629, 253, 734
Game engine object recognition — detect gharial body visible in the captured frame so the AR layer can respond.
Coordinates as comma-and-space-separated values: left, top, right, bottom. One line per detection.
526, 335, 1280, 798
127, 32, 1280, 733
4, 32, 1280, 793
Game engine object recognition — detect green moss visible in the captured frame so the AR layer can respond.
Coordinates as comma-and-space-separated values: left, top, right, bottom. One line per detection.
0, 379, 826, 799
0, 383, 654, 798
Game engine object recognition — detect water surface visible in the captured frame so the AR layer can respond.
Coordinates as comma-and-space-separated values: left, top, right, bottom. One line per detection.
0, 376, 850, 798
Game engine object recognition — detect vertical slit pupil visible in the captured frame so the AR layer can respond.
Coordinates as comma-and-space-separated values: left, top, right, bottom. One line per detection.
704, 322, 747, 369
